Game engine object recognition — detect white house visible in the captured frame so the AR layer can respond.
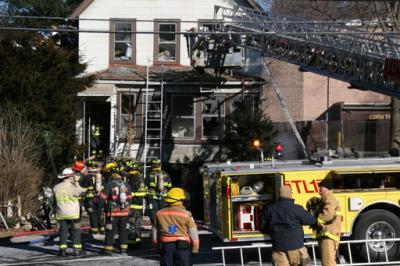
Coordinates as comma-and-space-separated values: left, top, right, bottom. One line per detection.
71, 0, 265, 163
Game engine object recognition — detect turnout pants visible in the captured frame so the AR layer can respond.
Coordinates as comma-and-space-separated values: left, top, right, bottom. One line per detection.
87, 198, 104, 233
104, 216, 129, 252
149, 198, 165, 224
272, 247, 310, 266
58, 219, 82, 251
160, 241, 191, 266
128, 209, 143, 244
318, 238, 338, 266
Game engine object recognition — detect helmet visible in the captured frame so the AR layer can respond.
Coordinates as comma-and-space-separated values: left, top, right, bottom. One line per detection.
58, 168, 74, 179
85, 160, 97, 168
126, 160, 140, 171
105, 162, 118, 172
150, 159, 161, 168
165, 187, 186, 203
72, 160, 85, 172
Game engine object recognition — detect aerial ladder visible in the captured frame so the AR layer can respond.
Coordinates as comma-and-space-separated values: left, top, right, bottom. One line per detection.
186, 5, 400, 157
187, 5, 400, 97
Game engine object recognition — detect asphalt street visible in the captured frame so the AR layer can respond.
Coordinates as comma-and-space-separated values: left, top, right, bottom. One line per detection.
0, 231, 275, 266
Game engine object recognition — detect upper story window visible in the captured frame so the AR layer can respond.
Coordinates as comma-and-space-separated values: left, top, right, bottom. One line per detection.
111, 19, 136, 64
154, 20, 180, 64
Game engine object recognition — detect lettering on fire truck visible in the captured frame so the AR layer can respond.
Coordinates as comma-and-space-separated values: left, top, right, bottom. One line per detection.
284, 179, 322, 194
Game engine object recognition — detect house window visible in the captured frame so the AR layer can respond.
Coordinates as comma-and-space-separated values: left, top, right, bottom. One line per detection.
198, 20, 222, 32
202, 95, 225, 138
111, 20, 135, 63
171, 96, 194, 138
231, 93, 259, 117
119, 93, 135, 138
154, 20, 180, 63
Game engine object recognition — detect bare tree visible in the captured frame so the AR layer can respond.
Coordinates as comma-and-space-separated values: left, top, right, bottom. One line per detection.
0, 105, 43, 220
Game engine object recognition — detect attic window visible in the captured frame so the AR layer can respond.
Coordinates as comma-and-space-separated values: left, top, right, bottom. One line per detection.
111, 19, 136, 64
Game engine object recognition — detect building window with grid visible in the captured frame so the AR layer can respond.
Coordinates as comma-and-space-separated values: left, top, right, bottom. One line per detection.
111, 20, 135, 63
154, 20, 180, 63
231, 93, 259, 117
171, 95, 194, 138
119, 93, 136, 138
202, 95, 225, 138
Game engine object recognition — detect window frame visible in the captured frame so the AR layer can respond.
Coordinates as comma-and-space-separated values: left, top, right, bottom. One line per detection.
119, 93, 136, 138
154, 19, 180, 65
171, 95, 195, 140
110, 18, 136, 65
201, 95, 225, 139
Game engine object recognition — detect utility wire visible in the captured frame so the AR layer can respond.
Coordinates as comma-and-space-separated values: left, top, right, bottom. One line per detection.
1, 26, 400, 36
0, 14, 399, 25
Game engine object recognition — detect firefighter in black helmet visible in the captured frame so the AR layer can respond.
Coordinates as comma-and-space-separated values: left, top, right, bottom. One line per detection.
99, 163, 132, 255
146, 159, 172, 224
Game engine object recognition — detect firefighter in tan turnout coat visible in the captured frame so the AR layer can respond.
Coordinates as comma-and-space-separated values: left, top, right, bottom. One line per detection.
307, 179, 342, 266
152, 187, 199, 266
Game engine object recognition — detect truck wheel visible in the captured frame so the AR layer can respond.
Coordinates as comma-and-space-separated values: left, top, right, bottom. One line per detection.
354, 209, 400, 262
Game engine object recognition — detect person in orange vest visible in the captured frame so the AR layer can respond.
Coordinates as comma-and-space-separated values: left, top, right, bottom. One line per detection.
152, 187, 199, 266
307, 179, 342, 266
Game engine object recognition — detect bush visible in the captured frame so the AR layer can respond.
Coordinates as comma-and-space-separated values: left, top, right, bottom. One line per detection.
0, 105, 43, 219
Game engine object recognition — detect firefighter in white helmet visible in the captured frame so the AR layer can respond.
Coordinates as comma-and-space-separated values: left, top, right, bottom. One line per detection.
53, 168, 85, 257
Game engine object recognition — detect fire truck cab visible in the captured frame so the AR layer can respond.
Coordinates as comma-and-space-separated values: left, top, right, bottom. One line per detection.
202, 157, 400, 261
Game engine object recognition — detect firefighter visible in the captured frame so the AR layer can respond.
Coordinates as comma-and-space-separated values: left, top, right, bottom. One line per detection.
261, 186, 315, 266
53, 168, 85, 257
83, 160, 105, 235
146, 159, 172, 224
307, 179, 342, 266
100, 164, 132, 255
152, 187, 199, 266
126, 160, 146, 246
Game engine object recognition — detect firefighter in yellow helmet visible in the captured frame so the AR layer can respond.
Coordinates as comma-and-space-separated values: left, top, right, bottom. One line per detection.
152, 187, 199, 266
307, 179, 342, 266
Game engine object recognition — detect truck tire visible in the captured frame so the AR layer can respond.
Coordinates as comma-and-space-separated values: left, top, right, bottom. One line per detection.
353, 209, 400, 262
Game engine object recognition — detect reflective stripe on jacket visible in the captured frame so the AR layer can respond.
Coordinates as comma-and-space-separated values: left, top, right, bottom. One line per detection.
316, 191, 342, 242
152, 206, 200, 252
53, 179, 84, 220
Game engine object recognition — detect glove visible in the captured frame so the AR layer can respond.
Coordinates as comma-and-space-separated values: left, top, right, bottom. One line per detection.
306, 196, 319, 212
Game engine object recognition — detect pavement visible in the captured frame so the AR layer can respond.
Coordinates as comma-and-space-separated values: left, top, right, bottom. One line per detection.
0, 230, 275, 266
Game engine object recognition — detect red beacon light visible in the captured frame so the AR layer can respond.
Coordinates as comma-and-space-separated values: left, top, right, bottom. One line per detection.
275, 143, 283, 158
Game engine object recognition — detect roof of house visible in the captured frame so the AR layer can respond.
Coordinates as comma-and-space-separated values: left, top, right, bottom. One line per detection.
70, 0, 262, 18
95, 65, 265, 84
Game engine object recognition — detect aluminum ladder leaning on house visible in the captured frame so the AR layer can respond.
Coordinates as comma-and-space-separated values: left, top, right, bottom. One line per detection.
212, 237, 400, 266
142, 62, 164, 178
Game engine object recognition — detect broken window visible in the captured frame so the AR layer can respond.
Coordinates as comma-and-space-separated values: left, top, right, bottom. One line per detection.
155, 20, 180, 63
231, 93, 259, 117
111, 20, 135, 63
171, 96, 194, 138
120, 93, 135, 138
202, 95, 225, 138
